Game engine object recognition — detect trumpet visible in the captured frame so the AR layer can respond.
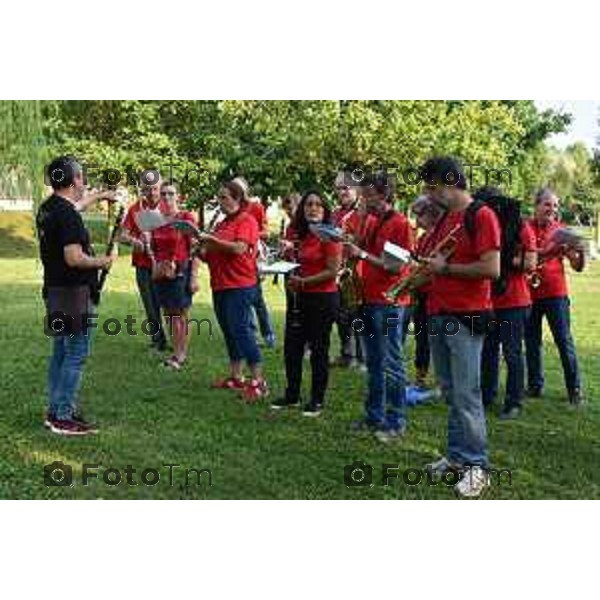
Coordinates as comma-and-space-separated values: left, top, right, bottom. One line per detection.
527, 226, 585, 289
386, 223, 462, 300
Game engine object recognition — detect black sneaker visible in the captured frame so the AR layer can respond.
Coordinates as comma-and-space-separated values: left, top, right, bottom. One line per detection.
302, 402, 323, 417
71, 412, 99, 433
499, 406, 521, 421
527, 387, 543, 398
49, 418, 98, 436
569, 388, 584, 407
271, 397, 301, 410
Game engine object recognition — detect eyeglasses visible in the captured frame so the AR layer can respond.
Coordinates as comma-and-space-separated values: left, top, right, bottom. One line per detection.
161, 191, 176, 197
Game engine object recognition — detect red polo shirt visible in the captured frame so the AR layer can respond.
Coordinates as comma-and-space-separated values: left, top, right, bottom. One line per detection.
297, 232, 342, 293
427, 205, 501, 315
204, 210, 259, 291
528, 218, 569, 300
362, 211, 413, 306
122, 200, 168, 268
151, 211, 196, 262
493, 221, 536, 310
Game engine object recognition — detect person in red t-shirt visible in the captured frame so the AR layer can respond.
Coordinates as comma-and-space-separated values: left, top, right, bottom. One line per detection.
270, 191, 342, 415
408, 195, 444, 390
343, 172, 413, 442
231, 177, 277, 349
198, 180, 267, 402
150, 182, 201, 370
524, 187, 585, 405
418, 157, 501, 498
120, 180, 168, 351
330, 171, 371, 369
475, 188, 538, 419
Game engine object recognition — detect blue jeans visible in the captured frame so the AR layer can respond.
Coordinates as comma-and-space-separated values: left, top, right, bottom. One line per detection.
213, 286, 262, 366
48, 333, 90, 420
481, 307, 530, 409
361, 304, 407, 430
135, 267, 166, 346
428, 315, 488, 468
252, 281, 275, 340
525, 296, 581, 393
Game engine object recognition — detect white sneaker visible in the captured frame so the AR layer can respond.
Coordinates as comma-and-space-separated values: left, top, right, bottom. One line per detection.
425, 456, 462, 476
454, 466, 489, 498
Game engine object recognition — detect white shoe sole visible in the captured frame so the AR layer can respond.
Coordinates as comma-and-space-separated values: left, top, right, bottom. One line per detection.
302, 410, 322, 417
49, 425, 96, 436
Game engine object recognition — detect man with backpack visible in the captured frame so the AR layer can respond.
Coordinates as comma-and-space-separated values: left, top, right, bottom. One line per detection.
475, 187, 538, 420
419, 157, 501, 498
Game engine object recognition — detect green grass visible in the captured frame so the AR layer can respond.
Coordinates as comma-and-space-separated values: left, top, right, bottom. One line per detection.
1, 217, 599, 498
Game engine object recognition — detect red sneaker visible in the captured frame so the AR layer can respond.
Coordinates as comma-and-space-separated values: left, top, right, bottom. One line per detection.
210, 377, 245, 390
240, 379, 269, 403
49, 418, 98, 436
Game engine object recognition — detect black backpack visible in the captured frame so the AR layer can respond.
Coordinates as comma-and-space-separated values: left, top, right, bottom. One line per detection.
465, 189, 522, 297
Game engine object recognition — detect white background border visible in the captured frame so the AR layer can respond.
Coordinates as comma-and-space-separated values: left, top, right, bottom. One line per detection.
2, 1, 598, 598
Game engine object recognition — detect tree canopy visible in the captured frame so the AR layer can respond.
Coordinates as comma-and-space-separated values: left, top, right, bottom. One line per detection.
2, 100, 577, 210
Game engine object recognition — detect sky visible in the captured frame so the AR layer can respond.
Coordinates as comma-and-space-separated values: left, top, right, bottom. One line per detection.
535, 100, 599, 150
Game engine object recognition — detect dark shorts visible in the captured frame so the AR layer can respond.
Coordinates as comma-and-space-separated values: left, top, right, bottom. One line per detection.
156, 263, 192, 310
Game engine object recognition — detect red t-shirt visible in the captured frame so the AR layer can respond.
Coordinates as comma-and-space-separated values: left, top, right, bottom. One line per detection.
528, 218, 569, 300
245, 201, 268, 239
204, 210, 259, 291
151, 211, 196, 262
122, 200, 167, 268
297, 232, 342, 293
427, 205, 501, 315
493, 221, 536, 310
362, 211, 413, 306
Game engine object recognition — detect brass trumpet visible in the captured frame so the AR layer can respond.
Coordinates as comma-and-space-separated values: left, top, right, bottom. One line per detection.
386, 223, 462, 300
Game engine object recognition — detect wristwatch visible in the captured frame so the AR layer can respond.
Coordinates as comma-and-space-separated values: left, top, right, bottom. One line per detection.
358, 250, 368, 261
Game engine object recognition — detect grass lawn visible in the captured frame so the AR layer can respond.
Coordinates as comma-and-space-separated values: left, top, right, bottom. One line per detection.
1, 213, 599, 499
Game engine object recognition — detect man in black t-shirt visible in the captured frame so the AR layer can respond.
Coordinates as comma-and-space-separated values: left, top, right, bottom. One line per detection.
37, 155, 115, 436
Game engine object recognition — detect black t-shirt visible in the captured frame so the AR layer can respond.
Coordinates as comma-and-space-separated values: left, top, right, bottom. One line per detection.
36, 194, 98, 297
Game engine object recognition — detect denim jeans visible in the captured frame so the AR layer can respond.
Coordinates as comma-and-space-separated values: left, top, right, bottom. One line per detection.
252, 280, 275, 340
48, 333, 90, 420
481, 307, 530, 410
213, 286, 262, 366
135, 266, 166, 346
361, 304, 407, 430
525, 296, 581, 393
428, 315, 488, 468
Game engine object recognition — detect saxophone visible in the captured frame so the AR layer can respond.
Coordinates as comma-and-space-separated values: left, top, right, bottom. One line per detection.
338, 202, 367, 311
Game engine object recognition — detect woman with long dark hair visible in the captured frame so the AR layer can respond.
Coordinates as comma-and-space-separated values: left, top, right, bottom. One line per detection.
198, 180, 267, 402
271, 191, 342, 416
